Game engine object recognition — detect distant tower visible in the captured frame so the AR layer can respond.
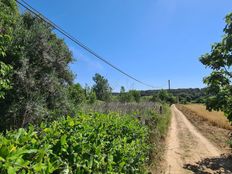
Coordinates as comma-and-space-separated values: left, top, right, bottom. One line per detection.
168, 80, 171, 91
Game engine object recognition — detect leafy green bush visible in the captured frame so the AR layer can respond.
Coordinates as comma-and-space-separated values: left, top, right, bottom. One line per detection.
0, 112, 149, 173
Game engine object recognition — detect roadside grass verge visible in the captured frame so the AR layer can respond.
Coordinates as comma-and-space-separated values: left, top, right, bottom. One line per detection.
147, 104, 171, 173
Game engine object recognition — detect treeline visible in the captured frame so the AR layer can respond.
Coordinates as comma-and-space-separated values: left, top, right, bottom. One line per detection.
139, 88, 207, 103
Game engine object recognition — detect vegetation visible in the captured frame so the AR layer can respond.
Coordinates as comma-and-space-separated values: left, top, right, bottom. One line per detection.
176, 104, 232, 151
0, 113, 150, 173
150, 90, 176, 105
0, 62, 12, 99
199, 12, 232, 149
200, 13, 232, 122
0, 0, 74, 130
92, 73, 112, 102
84, 85, 97, 104
0, 0, 18, 99
0, 104, 171, 173
178, 104, 231, 130
68, 83, 86, 105
0, 1, 172, 173
115, 88, 207, 104
118, 86, 141, 103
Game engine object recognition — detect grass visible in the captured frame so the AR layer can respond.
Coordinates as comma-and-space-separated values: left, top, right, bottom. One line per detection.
79, 102, 161, 119
147, 104, 171, 173
182, 104, 232, 130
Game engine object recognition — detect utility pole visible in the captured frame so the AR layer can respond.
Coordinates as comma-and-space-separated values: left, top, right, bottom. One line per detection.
168, 80, 171, 91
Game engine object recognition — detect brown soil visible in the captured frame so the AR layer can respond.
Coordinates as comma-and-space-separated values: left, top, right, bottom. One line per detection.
160, 105, 232, 174
176, 104, 231, 153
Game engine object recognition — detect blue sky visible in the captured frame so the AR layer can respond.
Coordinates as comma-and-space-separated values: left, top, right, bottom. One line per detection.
22, 0, 232, 91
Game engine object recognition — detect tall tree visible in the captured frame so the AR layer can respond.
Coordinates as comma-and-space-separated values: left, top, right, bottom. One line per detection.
0, 11, 74, 130
92, 73, 112, 102
200, 13, 232, 122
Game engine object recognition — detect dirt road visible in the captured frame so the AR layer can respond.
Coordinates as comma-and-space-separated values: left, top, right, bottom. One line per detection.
164, 105, 231, 174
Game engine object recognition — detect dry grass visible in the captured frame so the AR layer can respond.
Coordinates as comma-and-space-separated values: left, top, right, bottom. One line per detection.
79, 102, 161, 118
183, 104, 232, 130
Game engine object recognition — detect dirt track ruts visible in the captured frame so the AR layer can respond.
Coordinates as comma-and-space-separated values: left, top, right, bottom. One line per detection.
164, 105, 224, 174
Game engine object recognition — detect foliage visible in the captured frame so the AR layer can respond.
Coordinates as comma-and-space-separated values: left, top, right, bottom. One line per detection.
150, 90, 176, 104
0, 12, 74, 130
92, 73, 112, 102
120, 88, 207, 104
0, 112, 150, 174
80, 102, 157, 117
68, 83, 86, 105
118, 87, 141, 103
119, 86, 133, 103
155, 104, 171, 137
0, 62, 12, 99
200, 13, 232, 122
129, 90, 141, 103
0, 0, 18, 99
150, 93, 161, 103
85, 85, 97, 104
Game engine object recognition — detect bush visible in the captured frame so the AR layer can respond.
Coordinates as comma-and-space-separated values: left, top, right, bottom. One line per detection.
0, 113, 150, 173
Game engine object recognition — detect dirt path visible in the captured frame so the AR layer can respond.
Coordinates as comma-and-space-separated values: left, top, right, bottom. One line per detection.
164, 105, 231, 174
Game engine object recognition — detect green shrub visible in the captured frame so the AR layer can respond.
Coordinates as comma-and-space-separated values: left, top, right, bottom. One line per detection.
0, 112, 150, 173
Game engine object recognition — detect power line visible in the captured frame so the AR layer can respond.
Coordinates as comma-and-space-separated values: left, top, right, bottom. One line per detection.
17, 0, 157, 89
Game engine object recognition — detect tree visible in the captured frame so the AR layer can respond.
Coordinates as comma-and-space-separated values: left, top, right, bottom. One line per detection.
118, 87, 141, 103
0, 11, 74, 130
87, 90, 97, 104
85, 84, 96, 104
118, 86, 136, 103
200, 13, 232, 122
119, 86, 128, 103
150, 93, 160, 103
129, 90, 141, 103
120, 86, 125, 93
68, 83, 86, 105
152, 90, 176, 104
92, 73, 112, 102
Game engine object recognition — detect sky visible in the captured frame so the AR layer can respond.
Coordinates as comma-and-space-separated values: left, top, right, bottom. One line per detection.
20, 0, 232, 92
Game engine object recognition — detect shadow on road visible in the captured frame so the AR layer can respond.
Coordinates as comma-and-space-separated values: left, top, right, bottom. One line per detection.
183, 154, 232, 174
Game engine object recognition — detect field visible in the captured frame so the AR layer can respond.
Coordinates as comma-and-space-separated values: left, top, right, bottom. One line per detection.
176, 104, 232, 152
181, 104, 232, 130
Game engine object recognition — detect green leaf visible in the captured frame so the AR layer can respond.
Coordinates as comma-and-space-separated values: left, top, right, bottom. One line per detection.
61, 135, 67, 146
